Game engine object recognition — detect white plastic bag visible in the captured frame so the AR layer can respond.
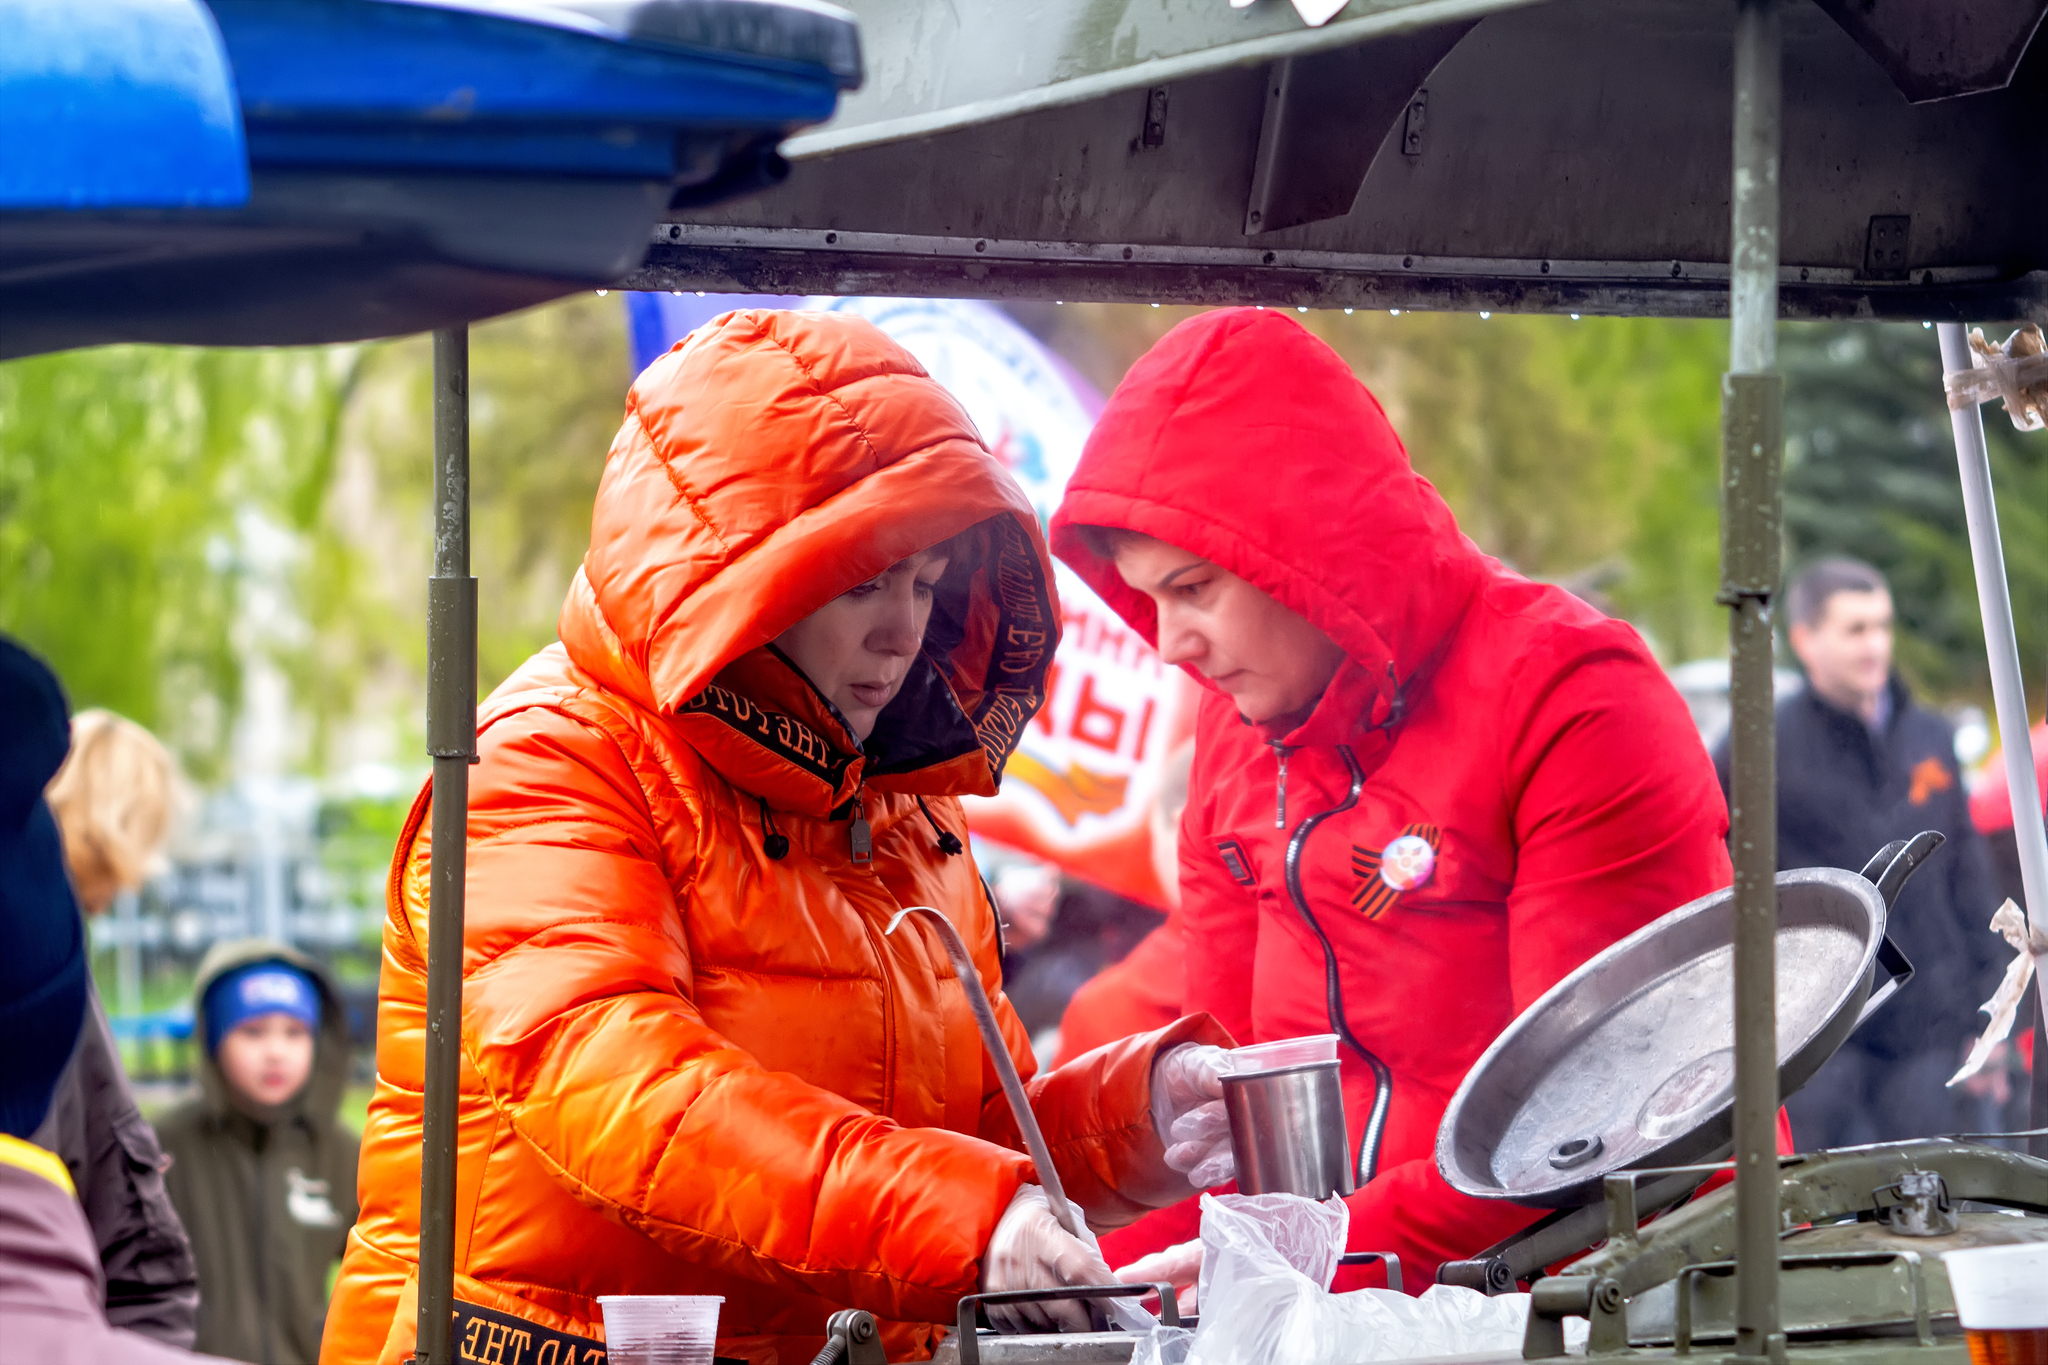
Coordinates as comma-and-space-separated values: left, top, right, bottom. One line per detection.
1197, 1192, 1351, 1304
1154, 1192, 1584, 1365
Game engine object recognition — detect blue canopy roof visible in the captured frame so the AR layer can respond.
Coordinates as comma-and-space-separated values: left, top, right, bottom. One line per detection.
0, 0, 861, 355
0, 0, 248, 210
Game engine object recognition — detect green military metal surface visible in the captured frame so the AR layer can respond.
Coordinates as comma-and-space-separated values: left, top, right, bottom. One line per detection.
1560, 1142, 2048, 1300
1632, 1217, 2048, 1348
1720, 5, 1787, 1355
1506, 1141, 2048, 1364
1484, 1338, 1973, 1365
416, 327, 477, 1365
639, 0, 2048, 320
781, 0, 1539, 155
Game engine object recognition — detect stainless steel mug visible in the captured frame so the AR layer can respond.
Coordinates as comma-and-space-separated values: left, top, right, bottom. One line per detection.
1221, 1060, 1356, 1200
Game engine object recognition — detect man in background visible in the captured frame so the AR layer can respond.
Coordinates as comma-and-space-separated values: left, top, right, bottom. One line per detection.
1717, 557, 2001, 1145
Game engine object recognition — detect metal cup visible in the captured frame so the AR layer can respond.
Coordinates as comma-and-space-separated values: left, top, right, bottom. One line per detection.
1221, 1059, 1356, 1200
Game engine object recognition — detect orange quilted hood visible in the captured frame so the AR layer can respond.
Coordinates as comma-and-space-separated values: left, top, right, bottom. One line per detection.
559, 308, 1059, 801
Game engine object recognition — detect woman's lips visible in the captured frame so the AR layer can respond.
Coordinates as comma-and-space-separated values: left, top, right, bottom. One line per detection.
848, 681, 895, 708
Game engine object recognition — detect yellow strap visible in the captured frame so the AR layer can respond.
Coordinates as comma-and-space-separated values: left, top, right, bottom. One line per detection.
0, 1132, 76, 1196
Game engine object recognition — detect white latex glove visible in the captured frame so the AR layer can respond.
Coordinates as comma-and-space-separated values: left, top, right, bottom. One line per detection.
1151, 1044, 1236, 1188
980, 1184, 1116, 1334
1114, 1237, 1202, 1317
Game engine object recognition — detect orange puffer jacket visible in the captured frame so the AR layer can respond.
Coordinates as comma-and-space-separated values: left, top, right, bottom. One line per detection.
322, 311, 1226, 1365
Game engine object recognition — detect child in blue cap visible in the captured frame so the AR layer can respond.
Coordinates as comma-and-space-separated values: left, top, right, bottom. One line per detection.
203, 961, 324, 1109
158, 942, 358, 1363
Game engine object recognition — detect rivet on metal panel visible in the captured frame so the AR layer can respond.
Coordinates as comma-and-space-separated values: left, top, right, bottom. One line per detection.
1402, 89, 1428, 157
1142, 86, 1169, 149
1863, 215, 1910, 280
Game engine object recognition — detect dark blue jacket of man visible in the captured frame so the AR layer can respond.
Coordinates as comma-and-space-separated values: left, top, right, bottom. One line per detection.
1715, 673, 2002, 1147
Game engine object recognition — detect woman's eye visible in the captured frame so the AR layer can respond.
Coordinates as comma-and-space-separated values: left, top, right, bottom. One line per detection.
845, 581, 882, 599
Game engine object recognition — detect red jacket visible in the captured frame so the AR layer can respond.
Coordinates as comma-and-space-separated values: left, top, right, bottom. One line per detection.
1050, 309, 1733, 1287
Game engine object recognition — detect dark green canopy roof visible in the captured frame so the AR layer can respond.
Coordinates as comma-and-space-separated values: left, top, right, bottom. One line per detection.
639, 0, 2047, 320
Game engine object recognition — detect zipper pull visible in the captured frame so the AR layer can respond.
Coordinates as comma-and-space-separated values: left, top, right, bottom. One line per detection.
850, 799, 873, 866
1275, 751, 1290, 829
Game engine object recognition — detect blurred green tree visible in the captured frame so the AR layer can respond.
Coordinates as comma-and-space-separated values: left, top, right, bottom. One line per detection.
346, 294, 629, 703
0, 346, 359, 781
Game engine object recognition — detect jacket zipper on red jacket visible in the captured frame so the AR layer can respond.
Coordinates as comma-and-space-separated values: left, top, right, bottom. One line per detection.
1278, 744, 1397, 1187
1271, 743, 1297, 830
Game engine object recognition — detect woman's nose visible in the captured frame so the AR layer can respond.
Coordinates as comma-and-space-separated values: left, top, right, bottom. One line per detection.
1154, 610, 1202, 668
868, 600, 922, 657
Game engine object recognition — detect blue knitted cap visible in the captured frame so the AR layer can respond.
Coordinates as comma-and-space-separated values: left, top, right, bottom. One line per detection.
204, 961, 322, 1055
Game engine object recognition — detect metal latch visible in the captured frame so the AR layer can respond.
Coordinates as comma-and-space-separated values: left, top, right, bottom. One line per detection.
1338, 1250, 1404, 1293
811, 1310, 887, 1365
953, 1285, 1178, 1365
1524, 1275, 1628, 1359
1437, 1256, 1515, 1295
1872, 1170, 1959, 1237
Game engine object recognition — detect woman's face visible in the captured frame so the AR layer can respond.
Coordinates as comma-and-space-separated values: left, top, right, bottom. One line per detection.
1111, 532, 1345, 731
775, 548, 951, 741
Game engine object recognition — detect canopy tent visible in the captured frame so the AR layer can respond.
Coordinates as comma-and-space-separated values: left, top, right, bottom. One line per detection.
0, 0, 861, 357
635, 0, 2045, 321
638, 0, 2048, 1353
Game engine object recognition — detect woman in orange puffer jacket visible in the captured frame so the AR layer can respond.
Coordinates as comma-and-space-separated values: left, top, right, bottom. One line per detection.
321, 311, 1232, 1365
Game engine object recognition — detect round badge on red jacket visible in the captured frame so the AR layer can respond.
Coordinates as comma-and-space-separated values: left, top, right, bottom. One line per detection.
1380, 833, 1437, 891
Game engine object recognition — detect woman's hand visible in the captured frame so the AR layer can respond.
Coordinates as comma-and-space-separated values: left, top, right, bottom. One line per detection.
979, 1185, 1116, 1333
1114, 1238, 1203, 1317
1150, 1045, 1236, 1188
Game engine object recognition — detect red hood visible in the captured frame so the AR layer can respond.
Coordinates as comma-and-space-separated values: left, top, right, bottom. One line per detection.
1049, 308, 1486, 740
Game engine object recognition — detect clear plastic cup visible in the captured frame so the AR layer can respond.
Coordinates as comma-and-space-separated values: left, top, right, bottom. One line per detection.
598, 1295, 724, 1365
1942, 1244, 2048, 1365
1227, 1034, 1340, 1074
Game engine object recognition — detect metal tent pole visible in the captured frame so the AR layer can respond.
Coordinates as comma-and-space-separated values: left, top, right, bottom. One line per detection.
1934, 322, 2048, 1157
415, 326, 477, 1365
1720, 0, 1785, 1359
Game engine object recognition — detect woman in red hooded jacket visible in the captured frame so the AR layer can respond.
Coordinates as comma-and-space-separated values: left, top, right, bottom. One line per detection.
1049, 308, 1738, 1292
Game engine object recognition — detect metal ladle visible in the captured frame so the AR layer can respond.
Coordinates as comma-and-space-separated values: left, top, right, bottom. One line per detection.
885, 906, 1082, 1237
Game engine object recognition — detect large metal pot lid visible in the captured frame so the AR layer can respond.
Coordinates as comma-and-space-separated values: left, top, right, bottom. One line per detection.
1435, 859, 1908, 1208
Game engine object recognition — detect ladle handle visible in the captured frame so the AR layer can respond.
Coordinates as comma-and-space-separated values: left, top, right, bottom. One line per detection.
885, 906, 1083, 1238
